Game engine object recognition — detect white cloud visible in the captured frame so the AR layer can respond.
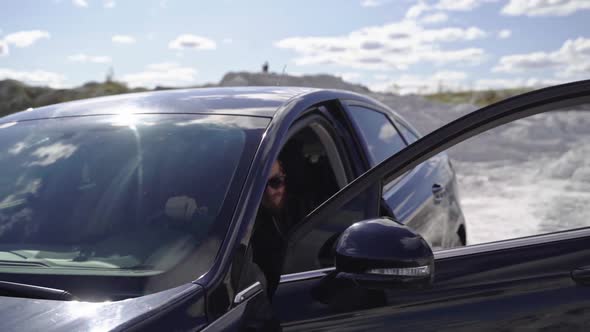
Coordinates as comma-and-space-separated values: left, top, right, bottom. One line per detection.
433, 70, 469, 81
275, 20, 487, 71
502, 0, 590, 16
421, 26, 487, 42
474, 77, 566, 90
0, 40, 7, 56
374, 73, 390, 81
337, 72, 363, 82
420, 12, 449, 24
0, 68, 67, 88
168, 34, 216, 50
72, 0, 88, 7
369, 70, 469, 94
112, 35, 136, 44
436, 0, 498, 11
144, 62, 180, 71
121, 62, 197, 88
104, 0, 115, 8
361, 0, 391, 7
493, 37, 590, 78
498, 29, 512, 39
30, 143, 78, 167
222, 38, 233, 44
494, 52, 561, 72
407, 0, 497, 20
406, 2, 431, 18
4, 30, 50, 48
407, 0, 496, 19
68, 53, 112, 63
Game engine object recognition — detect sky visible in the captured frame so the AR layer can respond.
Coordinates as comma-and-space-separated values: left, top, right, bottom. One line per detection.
0, 0, 589, 94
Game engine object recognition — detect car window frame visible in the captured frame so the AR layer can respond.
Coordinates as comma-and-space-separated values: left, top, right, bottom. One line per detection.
286, 79, 590, 269
392, 117, 421, 144
237, 105, 377, 289
343, 102, 409, 166
276, 101, 414, 281
342, 101, 419, 197
277, 107, 382, 274
273, 102, 399, 277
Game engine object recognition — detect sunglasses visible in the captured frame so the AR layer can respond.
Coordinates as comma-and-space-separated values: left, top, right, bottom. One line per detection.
267, 175, 286, 189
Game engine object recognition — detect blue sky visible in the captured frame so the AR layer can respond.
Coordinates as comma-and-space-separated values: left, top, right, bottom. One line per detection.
0, 0, 589, 94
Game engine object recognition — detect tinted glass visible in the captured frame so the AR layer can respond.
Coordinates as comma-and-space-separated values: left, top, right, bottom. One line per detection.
395, 121, 420, 144
282, 187, 377, 274
0, 114, 267, 288
348, 106, 407, 165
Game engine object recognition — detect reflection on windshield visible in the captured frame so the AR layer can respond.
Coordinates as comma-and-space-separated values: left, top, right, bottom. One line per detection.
379, 123, 396, 142
0, 114, 267, 279
28, 142, 78, 166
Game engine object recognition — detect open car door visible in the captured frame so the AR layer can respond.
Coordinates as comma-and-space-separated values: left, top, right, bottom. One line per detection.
273, 79, 590, 331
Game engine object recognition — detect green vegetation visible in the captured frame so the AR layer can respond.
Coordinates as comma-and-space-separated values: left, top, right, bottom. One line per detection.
424, 88, 533, 106
0, 79, 149, 117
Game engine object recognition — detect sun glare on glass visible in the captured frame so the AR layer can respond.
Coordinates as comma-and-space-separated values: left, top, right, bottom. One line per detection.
111, 113, 138, 129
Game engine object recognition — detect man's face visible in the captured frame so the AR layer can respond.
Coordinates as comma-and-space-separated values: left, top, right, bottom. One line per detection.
262, 161, 286, 211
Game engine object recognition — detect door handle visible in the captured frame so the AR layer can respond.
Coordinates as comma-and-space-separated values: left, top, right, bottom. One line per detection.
432, 184, 446, 203
572, 267, 590, 285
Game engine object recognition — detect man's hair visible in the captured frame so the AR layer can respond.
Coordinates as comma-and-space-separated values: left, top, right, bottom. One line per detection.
275, 159, 286, 174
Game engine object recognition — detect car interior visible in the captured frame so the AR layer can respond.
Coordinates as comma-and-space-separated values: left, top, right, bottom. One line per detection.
278, 119, 348, 224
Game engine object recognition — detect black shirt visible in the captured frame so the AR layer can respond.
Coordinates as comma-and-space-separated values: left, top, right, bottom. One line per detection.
251, 195, 308, 299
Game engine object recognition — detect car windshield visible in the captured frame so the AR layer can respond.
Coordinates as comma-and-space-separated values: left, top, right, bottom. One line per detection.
0, 113, 268, 283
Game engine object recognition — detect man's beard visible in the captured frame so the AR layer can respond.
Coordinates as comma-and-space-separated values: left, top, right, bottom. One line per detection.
268, 194, 286, 214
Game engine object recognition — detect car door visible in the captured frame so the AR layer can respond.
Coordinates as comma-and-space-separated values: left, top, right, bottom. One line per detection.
272, 80, 590, 331
344, 103, 454, 249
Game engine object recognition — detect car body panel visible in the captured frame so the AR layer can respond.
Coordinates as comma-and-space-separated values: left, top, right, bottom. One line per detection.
275, 230, 590, 330
0, 87, 318, 123
383, 152, 457, 248
0, 283, 205, 331
339, 100, 465, 249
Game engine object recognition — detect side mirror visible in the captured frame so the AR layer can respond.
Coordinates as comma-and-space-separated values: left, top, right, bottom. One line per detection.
334, 218, 434, 289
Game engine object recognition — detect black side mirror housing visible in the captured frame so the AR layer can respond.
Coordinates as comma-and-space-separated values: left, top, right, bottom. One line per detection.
334, 218, 434, 289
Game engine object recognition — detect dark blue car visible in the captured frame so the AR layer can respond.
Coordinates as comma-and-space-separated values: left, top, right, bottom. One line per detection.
0, 81, 588, 331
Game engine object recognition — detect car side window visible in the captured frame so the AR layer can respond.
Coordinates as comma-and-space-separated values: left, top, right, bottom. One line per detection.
347, 106, 407, 165
394, 120, 420, 144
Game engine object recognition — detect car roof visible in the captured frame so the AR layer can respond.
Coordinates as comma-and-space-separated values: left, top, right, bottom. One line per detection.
0, 86, 321, 123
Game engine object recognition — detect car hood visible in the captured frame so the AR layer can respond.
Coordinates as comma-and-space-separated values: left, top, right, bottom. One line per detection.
0, 283, 205, 331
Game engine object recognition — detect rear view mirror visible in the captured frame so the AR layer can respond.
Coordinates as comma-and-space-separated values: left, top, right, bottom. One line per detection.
334, 218, 434, 289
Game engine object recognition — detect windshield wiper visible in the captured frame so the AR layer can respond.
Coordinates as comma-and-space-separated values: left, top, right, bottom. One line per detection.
0, 280, 75, 301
